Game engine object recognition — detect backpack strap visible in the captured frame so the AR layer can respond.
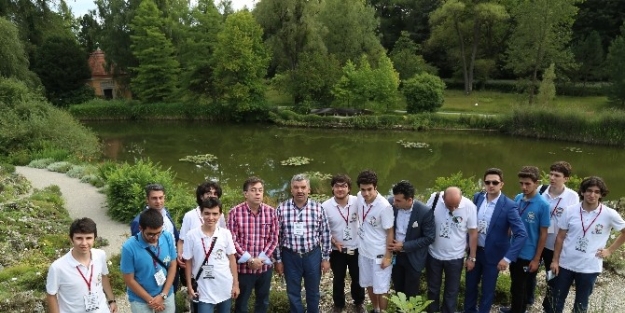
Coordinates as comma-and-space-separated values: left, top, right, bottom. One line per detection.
539, 184, 549, 195
431, 192, 441, 210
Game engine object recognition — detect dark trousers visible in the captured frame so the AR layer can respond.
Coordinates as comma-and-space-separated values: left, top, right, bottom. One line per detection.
464, 247, 500, 313
282, 247, 322, 313
552, 267, 599, 313
234, 269, 273, 313
330, 249, 365, 308
391, 253, 422, 299
510, 258, 537, 313
426, 254, 464, 313
538, 248, 560, 313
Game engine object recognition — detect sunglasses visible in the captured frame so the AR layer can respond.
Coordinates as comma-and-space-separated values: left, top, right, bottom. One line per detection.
484, 180, 501, 186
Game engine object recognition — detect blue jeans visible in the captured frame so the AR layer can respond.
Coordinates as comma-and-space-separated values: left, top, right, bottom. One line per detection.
130, 296, 175, 313
464, 247, 500, 313
552, 267, 599, 313
197, 299, 231, 313
235, 269, 273, 313
426, 255, 464, 313
282, 246, 322, 313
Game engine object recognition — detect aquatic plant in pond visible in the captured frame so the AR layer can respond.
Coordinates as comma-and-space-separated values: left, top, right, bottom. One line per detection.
397, 139, 430, 149
179, 154, 218, 164
280, 156, 312, 166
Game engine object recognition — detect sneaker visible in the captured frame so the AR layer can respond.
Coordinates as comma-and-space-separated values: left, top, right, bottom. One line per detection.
354, 304, 365, 313
498, 307, 511, 313
332, 306, 343, 313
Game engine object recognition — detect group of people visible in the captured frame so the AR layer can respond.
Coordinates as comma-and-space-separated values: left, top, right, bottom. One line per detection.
45, 161, 625, 313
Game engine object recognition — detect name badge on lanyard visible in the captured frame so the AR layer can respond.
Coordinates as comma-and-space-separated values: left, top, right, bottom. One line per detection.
294, 222, 305, 236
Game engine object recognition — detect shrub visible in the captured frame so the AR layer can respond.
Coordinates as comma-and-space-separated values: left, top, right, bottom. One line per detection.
431, 172, 481, 195
0, 163, 15, 175
28, 158, 55, 169
46, 161, 73, 173
80, 174, 106, 188
403, 73, 446, 113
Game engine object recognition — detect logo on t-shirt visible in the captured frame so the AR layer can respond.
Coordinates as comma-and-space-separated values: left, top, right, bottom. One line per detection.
593, 224, 604, 235
368, 216, 378, 227
350, 213, 358, 223
554, 207, 564, 217
215, 249, 224, 260
526, 211, 536, 223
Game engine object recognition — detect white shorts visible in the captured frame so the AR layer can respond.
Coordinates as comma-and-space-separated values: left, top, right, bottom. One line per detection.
358, 255, 392, 294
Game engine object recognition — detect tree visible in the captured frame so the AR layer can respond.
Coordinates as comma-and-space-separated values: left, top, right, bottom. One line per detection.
505, 0, 580, 103
31, 35, 92, 106
402, 73, 446, 113
390, 31, 437, 80
571, 31, 604, 88
319, 0, 385, 65
371, 54, 400, 111
332, 60, 363, 108
212, 11, 271, 116
572, 0, 625, 54
606, 23, 625, 106
428, 0, 509, 95
129, 0, 180, 102
0, 17, 39, 87
77, 11, 102, 53
537, 63, 556, 106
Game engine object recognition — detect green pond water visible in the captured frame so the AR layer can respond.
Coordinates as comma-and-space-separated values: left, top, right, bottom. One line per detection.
86, 121, 625, 200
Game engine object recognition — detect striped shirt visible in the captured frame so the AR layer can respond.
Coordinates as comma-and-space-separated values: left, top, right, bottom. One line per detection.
275, 198, 332, 261
227, 202, 279, 274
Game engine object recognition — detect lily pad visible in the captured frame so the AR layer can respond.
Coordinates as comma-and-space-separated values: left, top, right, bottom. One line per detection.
281, 156, 312, 166
397, 140, 430, 149
563, 147, 582, 153
304, 171, 333, 180
179, 153, 218, 164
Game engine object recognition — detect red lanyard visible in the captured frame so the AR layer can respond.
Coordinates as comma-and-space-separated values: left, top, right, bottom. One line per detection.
197, 208, 204, 224
580, 204, 602, 237
519, 201, 531, 216
362, 204, 373, 222
201, 235, 215, 262
337, 203, 351, 225
550, 198, 562, 218
76, 264, 94, 292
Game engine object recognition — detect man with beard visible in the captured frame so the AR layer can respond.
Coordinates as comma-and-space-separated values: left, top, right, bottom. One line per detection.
322, 174, 365, 313
274, 174, 331, 313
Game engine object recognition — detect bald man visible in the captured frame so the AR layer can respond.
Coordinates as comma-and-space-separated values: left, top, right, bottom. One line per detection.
425, 187, 478, 313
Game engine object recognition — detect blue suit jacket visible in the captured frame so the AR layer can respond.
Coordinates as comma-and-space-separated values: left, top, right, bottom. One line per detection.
390, 198, 436, 272
130, 207, 180, 242
472, 192, 526, 265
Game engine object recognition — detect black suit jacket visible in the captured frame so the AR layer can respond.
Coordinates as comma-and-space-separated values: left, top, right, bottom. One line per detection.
390, 198, 436, 272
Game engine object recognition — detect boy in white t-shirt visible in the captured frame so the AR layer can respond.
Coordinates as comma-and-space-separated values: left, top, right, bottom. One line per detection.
46, 218, 117, 313
550, 176, 625, 313
355, 170, 394, 313
183, 198, 239, 313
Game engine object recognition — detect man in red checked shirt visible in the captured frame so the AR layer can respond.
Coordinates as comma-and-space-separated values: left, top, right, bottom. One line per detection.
227, 176, 278, 313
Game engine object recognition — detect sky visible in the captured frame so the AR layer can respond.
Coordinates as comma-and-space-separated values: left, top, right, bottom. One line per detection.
69, 0, 257, 17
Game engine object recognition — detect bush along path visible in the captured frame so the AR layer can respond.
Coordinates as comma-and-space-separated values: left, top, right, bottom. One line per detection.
14, 166, 133, 313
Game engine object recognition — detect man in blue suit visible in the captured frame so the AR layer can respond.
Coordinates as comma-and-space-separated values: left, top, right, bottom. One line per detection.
388, 180, 436, 298
464, 168, 527, 313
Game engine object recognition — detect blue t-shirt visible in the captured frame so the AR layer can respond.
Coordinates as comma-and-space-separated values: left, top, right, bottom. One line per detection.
120, 230, 177, 302
514, 193, 550, 260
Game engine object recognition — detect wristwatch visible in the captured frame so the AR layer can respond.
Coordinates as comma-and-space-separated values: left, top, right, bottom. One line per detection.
468, 257, 477, 262
160, 293, 167, 300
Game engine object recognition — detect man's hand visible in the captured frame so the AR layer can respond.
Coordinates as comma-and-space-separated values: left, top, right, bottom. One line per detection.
528, 260, 540, 273
108, 301, 118, 313
275, 262, 284, 275
232, 283, 240, 299
387, 240, 404, 252
465, 259, 475, 271
596, 248, 612, 258
321, 260, 330, 274
381, 257, 392, 269
550, 261, 560, 276
333, 240, 343, 251
497, 259, 509, 271
187, 286, 198, 300
247, 258, 262, 271
177, 255, 186, 268
148, 296, 165, 311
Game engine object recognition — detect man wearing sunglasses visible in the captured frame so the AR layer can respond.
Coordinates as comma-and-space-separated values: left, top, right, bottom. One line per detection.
464, 168, 527, 313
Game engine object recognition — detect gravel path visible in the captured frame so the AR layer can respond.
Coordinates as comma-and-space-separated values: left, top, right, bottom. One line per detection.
15, 166, 132, 312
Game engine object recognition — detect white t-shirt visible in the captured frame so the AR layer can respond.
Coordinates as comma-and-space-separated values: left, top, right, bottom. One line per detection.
558, 203, 625, 273
542, 186, 579, 250
356, 192, 394, 259
46, 248, 110, 313
182, 227, 236, 304
179, 206, 227, 241
323, 195, 359, 250
427, 192, 478, 260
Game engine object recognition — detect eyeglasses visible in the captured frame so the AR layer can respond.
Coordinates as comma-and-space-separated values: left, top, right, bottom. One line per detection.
145, 231, 163, 238
484, 180, 501, 186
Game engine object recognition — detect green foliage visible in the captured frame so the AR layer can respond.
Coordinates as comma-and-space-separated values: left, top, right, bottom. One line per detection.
66, 165, 98, 179
179, 154, 218, 164
280, 156, 312, 166
28, 158, 56, 169
69, 99, 232, 121
0, 163, 15, 175
46, 161, 74, 173
432, 172, 481, 195
606, 22, 625, 106
29, 145, 72, 162
388, 292, 433, 313
571, 30, 605, 85
537, 63, 557, 106
390, 31, 437, 80
402, 73, 446, 113
31, 35, 92, 107
130, 0, 180, 102
0, 18, 39, 87
0, 77, 101, 162
212, 11, 271, 120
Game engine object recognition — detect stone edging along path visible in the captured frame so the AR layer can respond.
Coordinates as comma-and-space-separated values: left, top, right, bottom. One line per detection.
15, 166, 128, 258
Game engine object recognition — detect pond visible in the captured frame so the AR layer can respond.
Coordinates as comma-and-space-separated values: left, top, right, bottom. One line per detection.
87, 121, 625, 200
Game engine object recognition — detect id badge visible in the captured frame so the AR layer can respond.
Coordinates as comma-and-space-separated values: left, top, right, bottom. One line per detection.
575, 236, 589, 253
294, 222, 304, 236
84, 292, 100, 312
342, 227, 352, 241
375, 254, 383, 265
154, 268, 166, 286
477, 219, 488, 235
201, 265, 214, 279
548, 223, 555, 234
439, 223, 451, 239
357, 226, 364, 239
